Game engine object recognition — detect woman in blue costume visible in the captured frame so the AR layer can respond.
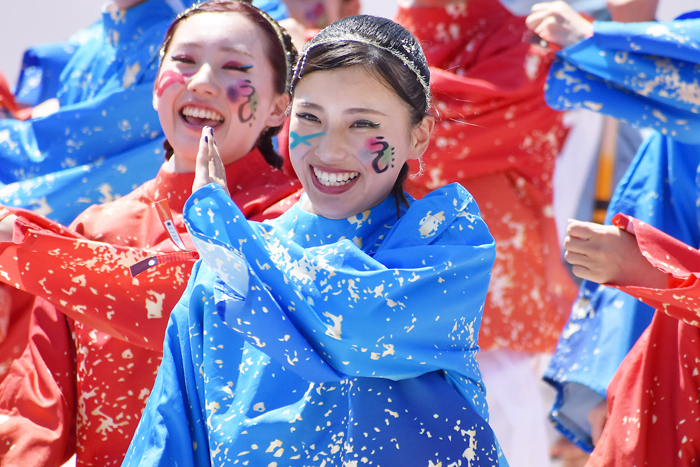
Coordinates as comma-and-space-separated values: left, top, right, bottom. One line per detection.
527, 2, 700, 454
0, 0, 284, 225
123, 14, 508, 467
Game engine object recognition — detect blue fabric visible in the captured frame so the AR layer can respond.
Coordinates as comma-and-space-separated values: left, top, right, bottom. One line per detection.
252, 0, 289, 20
123, 183, 510, 466
543, 15, 700, 452
0, 0, 198, 225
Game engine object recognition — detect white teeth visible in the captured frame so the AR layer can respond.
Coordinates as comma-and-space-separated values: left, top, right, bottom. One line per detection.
313, 167, 359, 187
182, 106, 224, 122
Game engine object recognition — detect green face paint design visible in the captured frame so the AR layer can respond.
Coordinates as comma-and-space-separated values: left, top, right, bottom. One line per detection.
366, 136, 395, 174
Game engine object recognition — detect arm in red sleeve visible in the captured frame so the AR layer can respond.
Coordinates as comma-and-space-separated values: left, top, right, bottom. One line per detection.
0, 296, 76, 464
0, 207, 195, 352
611, 213, 700, 326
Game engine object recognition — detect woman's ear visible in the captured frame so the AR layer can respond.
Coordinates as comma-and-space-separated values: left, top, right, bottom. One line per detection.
264, 93, 291, 128
408, 115, 435, 160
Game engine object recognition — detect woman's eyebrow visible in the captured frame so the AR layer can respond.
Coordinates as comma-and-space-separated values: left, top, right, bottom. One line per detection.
346, 108, 388, 117
173, 42, 253, 58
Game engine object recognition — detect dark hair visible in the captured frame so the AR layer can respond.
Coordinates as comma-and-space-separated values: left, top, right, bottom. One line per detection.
291, 15, 431, 212
159, 0, 298, 169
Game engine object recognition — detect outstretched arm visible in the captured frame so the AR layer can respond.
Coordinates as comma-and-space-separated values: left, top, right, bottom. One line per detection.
564, 219, 667, 288
526, 1, 593, 48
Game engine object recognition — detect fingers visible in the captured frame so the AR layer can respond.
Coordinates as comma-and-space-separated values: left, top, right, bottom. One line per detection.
566, 219, 598, 240
193, 127, 212, 194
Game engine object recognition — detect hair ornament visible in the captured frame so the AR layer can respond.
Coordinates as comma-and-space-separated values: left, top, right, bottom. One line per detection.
291, 17, 431, 109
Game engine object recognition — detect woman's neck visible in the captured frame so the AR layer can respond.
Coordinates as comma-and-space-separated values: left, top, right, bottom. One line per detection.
163, 155, 195, 174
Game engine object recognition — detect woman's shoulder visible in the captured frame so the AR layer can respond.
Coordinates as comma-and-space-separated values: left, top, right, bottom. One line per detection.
70, 179, 155, 237
382, 183, 490, 248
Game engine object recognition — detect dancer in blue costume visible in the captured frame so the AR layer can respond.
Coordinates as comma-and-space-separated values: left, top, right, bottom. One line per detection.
0, 0, 288, 225
123, 14, 508, 467
527, 3, 700, 453
0, 0, 204, 225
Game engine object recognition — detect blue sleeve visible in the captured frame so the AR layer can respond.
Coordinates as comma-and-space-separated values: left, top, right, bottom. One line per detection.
185, 184, 495, 383
13, 41, 80, 106
0, 79, 162, 184
544, 131, 700, 452
122, 261, 211, 467
545, 17, 700, 144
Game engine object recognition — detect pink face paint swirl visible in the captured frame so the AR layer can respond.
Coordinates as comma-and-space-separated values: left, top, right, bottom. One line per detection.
156, 70, 187, 97
366, 136, 395, 174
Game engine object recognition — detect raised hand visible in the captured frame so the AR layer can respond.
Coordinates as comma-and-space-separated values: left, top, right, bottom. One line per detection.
526, 1, 593, 49
564, 219, 666, 288
193, 126, 229, 197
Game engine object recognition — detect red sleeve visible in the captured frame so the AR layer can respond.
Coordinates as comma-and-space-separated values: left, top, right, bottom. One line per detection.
397, 2, 567, 198
0, 207, 194, 352
611, 214, 700, 326
0, 296, 76, 464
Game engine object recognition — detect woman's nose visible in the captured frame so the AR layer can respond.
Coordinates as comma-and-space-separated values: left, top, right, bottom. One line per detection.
316, 129, 350, 164
187, 65, 218, 96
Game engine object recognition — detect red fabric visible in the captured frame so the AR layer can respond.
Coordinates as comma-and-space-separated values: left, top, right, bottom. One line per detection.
0, 148, 301, 466
586, 214, 700, 466
0, 70, 31, 120
396, 0, 577, 352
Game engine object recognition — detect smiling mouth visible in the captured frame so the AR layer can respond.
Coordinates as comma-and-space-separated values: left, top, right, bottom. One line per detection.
181, 105, 224, 127
313, 167, 360, 187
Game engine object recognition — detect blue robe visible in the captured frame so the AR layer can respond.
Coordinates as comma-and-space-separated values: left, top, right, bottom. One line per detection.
122, 183, 509, 466
0, 0, 199, 225
542, 15, 700, 452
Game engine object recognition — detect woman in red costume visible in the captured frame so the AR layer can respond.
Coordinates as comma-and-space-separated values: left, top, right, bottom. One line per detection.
565, 215, 700, 466
0, 2, 301, 465
395, 1, 578, 465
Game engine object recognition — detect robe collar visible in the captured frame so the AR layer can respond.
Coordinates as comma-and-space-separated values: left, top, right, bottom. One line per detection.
149, 147, 277, 213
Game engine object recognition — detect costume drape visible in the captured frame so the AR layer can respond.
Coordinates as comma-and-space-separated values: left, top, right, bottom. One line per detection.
585, 214, 700, 466
541, 15, 700, 452
0, 0, 199, 226
0, 149, 301, 466
396, 0, 576, 353
123, 183, 510, 466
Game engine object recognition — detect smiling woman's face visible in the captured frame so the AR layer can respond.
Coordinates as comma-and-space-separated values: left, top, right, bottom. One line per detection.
154, 12, 287, 172
290, 65, 430, 219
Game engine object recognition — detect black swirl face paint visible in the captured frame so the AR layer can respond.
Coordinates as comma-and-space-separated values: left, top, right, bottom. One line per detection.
367, 136, 395, 174
227, 79, 259, 125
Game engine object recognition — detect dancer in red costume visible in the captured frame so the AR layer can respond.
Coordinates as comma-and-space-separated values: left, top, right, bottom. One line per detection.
0, 2, 301, 465
566, 214, 700, 466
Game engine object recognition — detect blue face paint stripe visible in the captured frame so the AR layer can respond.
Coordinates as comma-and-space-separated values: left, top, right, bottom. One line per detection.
289, 131, 326, 150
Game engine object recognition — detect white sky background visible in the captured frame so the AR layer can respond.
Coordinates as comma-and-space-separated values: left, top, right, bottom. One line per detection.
0, 0, 696, 91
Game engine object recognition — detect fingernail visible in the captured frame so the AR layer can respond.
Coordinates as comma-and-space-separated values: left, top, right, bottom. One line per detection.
205, 136, 208, 143
210, 127, 214, 136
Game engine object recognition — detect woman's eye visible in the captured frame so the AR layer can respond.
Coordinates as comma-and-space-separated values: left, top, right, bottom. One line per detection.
296, 112, 321, 123
223, 62, 253, 72
171, 55, 195, 64
352, 120, 380, 129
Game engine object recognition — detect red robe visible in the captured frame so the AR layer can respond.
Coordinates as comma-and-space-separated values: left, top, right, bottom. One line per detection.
587, 214, 700, 466
395, 0, 577, 352
0, 148, 301, 466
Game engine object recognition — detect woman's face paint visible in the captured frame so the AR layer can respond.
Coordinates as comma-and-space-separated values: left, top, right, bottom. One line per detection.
289, 130, 325, 150
156, 70, 187, 97
289, 66, 425, 219
227, 79, 259, 125
366, 136, 395, 174
153, 12, 287, 172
